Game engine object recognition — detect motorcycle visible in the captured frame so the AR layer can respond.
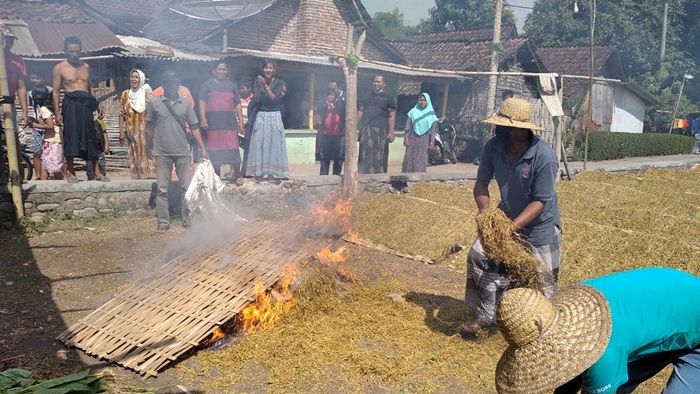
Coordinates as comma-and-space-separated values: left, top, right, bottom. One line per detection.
428, 118, 457, 165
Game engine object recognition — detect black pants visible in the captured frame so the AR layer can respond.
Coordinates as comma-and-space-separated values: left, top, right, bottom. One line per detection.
320, 160, 342, 175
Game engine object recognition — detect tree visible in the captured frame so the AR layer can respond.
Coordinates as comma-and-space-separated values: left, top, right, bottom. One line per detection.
331, 25, 366, 197
372, 8, 417, 40
421, 0, 516, 32
524, 0, 699, 118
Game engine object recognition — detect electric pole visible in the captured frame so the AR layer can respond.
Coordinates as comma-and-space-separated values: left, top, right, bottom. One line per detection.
485, 0, 504, 118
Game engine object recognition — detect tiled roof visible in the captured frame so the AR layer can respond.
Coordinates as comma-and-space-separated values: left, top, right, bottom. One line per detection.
392, 37, 530, 71
80, 0, 172, 32
0, 0, 96, 23
535, 45, 618, 77
1, 1, 123, 57
535, 45, 621, 95
133, 0, 403, 63
401, 24, 518, 44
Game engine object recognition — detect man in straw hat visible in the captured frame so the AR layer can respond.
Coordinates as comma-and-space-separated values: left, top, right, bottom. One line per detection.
495, 267, 700, 393
460, 97, 561, 340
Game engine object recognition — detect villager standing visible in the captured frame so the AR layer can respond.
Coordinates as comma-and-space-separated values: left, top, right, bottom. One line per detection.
27, 71, 53, 178
0, 26, 28, 182
31, 102, 68, 180
316, 80, 346, 175
402, 92, 437, 173
119, 69, 156, 179
357, 75, 396, 174
246, 59, 288, 183
52, 36, 108, 182
460, 98, 561, 340
199, 61, 244, 183
495, 268, 700, 394
146, 70, 208, 233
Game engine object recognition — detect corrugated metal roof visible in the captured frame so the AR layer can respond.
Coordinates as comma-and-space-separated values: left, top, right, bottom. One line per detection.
116, 35, 217, 62
226, 48, 464, 80
2, 20, 41, 57
1, 18, 123, 57
28, 21, 123, 55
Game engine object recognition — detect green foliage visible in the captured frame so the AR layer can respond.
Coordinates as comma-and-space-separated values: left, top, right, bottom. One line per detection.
570, 132, 694, 161
345, 52, 360, 70
372, 8, 417, 39
19, 214, 48, 234
525, 0, 699, 120
0, 368, 106, 393
422, 0, 516, 32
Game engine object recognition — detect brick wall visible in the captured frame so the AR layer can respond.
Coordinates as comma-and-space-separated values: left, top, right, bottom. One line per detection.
225, 0, 394, 62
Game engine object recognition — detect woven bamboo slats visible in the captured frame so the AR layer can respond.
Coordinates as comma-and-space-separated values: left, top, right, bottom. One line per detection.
57, 221, 324, 376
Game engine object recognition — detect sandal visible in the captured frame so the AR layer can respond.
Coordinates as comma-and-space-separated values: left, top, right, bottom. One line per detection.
66, 175, 79, 184
94, 175, 111, 182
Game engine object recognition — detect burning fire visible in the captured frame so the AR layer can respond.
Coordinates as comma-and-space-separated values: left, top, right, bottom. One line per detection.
238, 264, 299, 335
311, 196, 353, 236
314, 245, 356, 283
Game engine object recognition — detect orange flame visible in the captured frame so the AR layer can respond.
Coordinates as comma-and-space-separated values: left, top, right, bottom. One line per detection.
239, 264, 299, 335
311, 196, 353, 236
314, 245, 356, 283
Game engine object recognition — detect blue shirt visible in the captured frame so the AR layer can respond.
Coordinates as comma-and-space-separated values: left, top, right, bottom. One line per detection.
582, 268, 700, 393
476, 133, 561, 245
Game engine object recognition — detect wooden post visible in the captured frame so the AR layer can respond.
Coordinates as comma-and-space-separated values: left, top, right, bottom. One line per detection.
554, 76, 564, 163
440, 83, 450, 118
583, 0, 596, 171
308, 72, 315, 129
337, 24, 365, 198
485, 0, 504, 117
0, 32, 24, 221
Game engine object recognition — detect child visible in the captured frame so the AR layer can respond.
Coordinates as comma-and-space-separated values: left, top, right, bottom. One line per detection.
86, 115, 109, 181
31, 104, 69, 180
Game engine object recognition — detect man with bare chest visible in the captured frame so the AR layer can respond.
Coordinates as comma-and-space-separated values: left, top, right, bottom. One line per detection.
52, 36, 108, 182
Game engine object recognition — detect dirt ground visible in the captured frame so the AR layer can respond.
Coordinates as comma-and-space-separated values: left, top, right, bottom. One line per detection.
0, 213, 478, 393
3, 167, 696, 393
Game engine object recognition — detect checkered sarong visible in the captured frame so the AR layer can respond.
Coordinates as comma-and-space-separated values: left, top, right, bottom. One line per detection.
465, 229, 560, 322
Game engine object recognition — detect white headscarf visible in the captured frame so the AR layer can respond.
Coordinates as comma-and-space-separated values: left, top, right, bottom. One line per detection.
127, 69, 151, 113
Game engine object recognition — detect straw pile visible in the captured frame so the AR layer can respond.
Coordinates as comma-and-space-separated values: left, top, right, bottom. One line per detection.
176, 168, 699, 393
475, 207, 543, 289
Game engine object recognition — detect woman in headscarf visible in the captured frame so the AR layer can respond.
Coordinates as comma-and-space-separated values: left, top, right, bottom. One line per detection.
119, 69, 155, 179
402, 92, 437, 173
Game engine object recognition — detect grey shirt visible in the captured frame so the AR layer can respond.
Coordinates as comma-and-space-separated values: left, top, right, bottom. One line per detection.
146, 95, 198, 157
476, 133, 561, 245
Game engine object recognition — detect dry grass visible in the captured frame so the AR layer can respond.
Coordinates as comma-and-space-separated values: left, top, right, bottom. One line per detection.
178, 168, 699, 393
476, 208, 543, 290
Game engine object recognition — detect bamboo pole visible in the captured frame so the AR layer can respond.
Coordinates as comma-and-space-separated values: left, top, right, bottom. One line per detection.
342, 57, 628, 84
308, 72, 315, 130
0, 33, 24, 221
440, 83, 450, 118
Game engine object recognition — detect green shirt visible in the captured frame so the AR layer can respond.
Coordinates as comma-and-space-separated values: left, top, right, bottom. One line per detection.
582, 268, 700, 393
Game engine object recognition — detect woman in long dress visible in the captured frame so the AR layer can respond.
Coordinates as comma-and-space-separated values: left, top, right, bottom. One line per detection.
119, 69, 155, 179
246, 59, 289, 183
402, 92, 437, 173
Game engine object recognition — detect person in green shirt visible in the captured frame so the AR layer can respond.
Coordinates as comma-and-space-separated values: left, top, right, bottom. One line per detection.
494, 268, 700, 394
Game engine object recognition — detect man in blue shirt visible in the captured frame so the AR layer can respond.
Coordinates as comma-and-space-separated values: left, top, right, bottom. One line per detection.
495, 268, 700, 394
461, 97, 561, 340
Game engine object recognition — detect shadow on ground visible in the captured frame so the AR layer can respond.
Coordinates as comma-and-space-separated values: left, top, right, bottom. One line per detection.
405, 291, 471, 336
0, 224, 86, 377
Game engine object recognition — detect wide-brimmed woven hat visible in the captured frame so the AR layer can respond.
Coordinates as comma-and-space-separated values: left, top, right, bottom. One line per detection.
495, 285, 612, 393
483, 97, 541, 130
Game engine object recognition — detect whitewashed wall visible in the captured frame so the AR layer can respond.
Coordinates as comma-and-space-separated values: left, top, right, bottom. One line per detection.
611, 86, 646, 133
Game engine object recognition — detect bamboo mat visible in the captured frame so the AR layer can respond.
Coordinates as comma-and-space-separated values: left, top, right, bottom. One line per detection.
57, 221, 324, 376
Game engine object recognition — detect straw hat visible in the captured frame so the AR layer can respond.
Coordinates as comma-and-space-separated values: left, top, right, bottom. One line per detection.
483, 98, 541, 130
495, 286, 612, 393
